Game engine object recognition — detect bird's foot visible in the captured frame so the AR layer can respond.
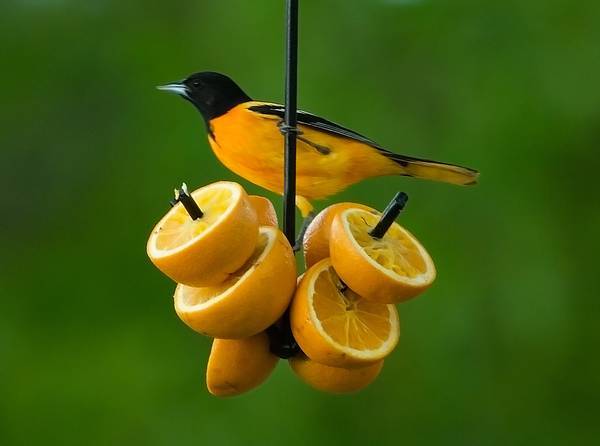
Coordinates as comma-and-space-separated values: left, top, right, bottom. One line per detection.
293, 211, 316, 253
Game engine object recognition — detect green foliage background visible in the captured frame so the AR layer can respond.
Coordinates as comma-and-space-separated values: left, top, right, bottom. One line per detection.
1, 0, 599, 444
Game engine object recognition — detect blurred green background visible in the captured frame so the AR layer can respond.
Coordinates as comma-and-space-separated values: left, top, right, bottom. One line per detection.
1, 0, 599, 444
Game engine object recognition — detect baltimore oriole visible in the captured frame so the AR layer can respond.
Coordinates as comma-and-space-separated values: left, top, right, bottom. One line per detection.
158, 72, 479, 218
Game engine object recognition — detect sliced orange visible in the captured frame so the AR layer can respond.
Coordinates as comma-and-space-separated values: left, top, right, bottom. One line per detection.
330, 208, 436, 303
174, 226, 296, 339
206, 332, 278, 397
289, 354, 383, 394
290, 259, 400, 368
147, 181, 258, 286
302, 202, 373, 268
248, 195, 278, 227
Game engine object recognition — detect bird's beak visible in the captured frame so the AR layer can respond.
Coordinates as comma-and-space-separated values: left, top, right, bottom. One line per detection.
156, 81, 189, 97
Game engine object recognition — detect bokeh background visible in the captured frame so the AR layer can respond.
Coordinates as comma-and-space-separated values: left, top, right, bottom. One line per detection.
1, 0, 599, 444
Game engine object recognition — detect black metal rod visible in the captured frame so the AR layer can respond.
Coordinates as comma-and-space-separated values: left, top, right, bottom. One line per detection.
369, 192, 408, 239
173, 184, 203, 220
282, 0, 299, 244
267, 0, 301, 360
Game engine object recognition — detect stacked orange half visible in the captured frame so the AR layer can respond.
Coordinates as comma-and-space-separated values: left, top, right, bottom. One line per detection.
330, 207, 436, 303
291, 259, 400, 369
146, 183, 297, 397
174, 226, 296, 339
288, 199, 437, 393
147, 182, 259, 286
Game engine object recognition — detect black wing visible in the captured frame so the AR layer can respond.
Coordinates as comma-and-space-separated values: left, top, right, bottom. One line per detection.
247, 103, 479, 179
248, 103, 387, 150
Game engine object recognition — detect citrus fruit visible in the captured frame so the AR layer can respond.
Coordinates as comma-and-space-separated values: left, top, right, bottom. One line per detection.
174, 226, 297, 339
147, 181, 258, 287
289, 354, 383, 394
207, 332, 278, 397
302, 202, 373, 268
248, 195, 278, 227
330, 207, 436, 303
290, 258, 400, 368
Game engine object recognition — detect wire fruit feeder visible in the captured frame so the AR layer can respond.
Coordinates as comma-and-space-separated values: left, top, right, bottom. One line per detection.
147, 0, 446, 396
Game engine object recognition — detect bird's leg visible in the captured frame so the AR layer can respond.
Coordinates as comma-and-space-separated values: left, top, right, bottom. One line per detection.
292, 196, 315, 252
293, 211, 316, 252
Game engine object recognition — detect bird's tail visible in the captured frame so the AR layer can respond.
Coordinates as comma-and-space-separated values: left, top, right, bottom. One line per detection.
386, 153, 479, 186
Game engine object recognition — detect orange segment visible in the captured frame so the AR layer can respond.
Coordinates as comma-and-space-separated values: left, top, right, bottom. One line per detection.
147, 181, 259, 286
330, 208, 436, 303
174, 226, 297, 339
290, 259, 399, 368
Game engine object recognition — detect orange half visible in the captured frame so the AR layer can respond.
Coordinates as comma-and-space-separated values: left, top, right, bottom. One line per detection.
290, 259, 400, 368
330, 208, 436, 303
147, 181, 258, 286
174, 226, 297, 339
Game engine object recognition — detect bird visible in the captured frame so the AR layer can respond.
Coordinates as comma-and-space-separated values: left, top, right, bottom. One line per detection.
157, 71, 479, 221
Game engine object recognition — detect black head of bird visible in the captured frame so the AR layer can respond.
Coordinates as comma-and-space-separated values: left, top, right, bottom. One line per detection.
158, 71, 251, 122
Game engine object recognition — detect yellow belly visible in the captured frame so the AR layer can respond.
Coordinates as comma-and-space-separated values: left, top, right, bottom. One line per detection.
208, 102, 398, 200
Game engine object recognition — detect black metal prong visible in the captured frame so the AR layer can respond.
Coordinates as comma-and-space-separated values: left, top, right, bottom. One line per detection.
293, 210, 316, 252
171, 183, 204, 220
169, 188, 179, 207
337, 278, 348, 294
369, 192, 408, 239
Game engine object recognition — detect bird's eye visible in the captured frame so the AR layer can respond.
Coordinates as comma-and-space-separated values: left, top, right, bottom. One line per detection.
192, 81, 201, 88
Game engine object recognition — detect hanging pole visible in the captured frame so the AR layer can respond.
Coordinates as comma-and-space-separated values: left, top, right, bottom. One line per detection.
267, 0, 301, 359
282, 0, 299, 243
